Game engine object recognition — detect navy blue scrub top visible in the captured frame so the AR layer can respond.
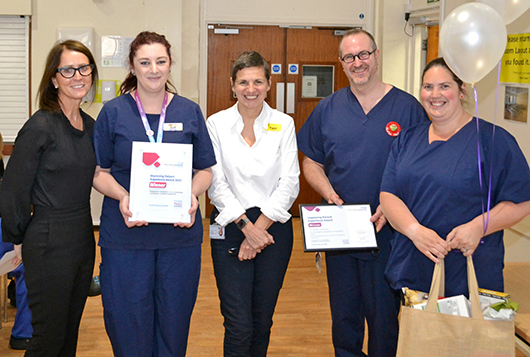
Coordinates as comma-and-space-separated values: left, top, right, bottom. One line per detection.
382, 119, 530, 296
297, 86, 429, 260
94, 94, 216, 250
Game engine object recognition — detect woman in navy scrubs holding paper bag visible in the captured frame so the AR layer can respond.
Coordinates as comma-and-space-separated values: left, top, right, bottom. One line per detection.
207, 51, 300, 356
380, 58, 530, 298
93, 31, 215, 356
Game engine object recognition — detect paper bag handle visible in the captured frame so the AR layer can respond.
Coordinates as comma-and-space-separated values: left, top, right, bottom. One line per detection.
425, 256, 483, 320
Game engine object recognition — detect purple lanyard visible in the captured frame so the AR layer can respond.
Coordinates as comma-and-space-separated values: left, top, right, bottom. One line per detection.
134, 91, 168, 143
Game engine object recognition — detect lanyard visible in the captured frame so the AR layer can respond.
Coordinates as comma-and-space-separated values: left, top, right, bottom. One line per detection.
134, 91, 168, 143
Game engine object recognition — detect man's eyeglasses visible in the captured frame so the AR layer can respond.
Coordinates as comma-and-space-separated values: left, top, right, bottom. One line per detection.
56, 64, 95, 79
340, 50, 376, 63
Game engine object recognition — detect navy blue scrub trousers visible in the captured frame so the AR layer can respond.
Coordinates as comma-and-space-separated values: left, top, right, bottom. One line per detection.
211, 207, 293, 357
9, 264, 33, 339
325, 251, 401, 357
0, 235, 33, 340
100, 244, 201, 357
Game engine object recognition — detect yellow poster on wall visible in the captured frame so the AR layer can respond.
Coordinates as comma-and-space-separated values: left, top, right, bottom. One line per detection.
501, 33, 530, 84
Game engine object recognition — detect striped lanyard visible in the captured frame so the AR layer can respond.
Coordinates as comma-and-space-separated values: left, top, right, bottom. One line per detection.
134, 90, 168, 143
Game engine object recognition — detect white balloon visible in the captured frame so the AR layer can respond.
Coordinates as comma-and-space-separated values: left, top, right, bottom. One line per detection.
440, 3, 507, 83
477, 0, 530, 25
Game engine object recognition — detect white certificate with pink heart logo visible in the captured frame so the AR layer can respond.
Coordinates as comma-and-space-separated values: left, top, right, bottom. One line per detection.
299, 203, 378, 252
129, 141, 192, 224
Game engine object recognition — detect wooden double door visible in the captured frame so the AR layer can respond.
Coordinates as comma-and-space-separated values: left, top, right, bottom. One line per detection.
206, 24, 351, 217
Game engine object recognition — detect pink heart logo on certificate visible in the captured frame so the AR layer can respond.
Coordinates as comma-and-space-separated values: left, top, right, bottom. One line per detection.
143, 152, 161, 167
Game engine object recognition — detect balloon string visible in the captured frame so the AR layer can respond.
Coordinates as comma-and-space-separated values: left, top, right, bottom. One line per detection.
473, 85, 486, 235
473, 77, 496, 238
487, 62, 501, 233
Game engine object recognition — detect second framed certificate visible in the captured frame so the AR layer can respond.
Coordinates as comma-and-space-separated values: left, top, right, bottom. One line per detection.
299, 203, 378, 252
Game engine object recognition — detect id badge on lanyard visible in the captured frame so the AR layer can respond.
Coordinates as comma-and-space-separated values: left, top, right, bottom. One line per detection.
134, 90, 168, 143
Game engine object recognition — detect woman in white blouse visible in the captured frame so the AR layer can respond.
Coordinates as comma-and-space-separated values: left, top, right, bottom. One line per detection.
207, 51, 300, 357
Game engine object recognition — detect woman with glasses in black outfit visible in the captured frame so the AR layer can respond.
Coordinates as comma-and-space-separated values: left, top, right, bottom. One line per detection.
0, 40, 98, 356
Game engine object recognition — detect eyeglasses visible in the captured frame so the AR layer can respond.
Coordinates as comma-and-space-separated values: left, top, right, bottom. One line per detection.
340, 50, 376, 63
56, 64, 95, 78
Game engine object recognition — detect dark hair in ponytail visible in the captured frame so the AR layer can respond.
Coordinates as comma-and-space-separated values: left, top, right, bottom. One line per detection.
120, 31, 177, 95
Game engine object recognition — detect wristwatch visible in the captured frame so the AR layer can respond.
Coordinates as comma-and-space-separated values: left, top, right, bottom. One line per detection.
236, 217, 250, 230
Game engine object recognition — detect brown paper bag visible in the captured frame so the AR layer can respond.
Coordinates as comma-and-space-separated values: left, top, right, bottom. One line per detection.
396, 256, 515, 357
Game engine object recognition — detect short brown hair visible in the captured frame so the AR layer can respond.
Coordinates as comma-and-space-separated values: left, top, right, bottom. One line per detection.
231, 51, 270, 83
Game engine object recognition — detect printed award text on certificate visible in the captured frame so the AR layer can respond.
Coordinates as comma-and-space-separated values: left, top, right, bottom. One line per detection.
300, 204, 378, 251
129, 142, 193, 224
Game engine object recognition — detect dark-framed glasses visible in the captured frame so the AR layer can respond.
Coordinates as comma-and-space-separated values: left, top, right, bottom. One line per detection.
56, 64, 95, 78
340, 50, 376, 63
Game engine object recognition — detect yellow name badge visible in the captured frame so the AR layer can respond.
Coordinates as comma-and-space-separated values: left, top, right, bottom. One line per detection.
164, 123, 183, 131
266, 124, 282, 132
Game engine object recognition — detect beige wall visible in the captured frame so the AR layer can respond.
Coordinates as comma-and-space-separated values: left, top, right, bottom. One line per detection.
202, 0, 373, 29
0, 0, 32, 15
380, 0, 411, 90
441, 0, 469, 19
29, 0, 184, 120
181, 0, 201, 103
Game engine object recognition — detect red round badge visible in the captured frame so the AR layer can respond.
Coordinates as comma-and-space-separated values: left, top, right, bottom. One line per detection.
386, 121, 401, 137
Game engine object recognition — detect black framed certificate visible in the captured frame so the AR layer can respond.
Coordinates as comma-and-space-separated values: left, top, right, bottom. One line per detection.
299, 203, 378, 252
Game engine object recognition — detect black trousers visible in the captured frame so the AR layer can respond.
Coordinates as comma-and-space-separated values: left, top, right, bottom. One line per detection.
22, 204, 95, 357
211, 207, 293, 357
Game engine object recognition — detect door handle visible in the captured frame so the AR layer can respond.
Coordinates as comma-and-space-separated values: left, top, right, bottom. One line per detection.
286, 82, 295, 114
276, 82, 285, 112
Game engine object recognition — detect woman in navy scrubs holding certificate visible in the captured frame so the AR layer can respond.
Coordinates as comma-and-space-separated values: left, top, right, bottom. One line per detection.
93, 31, 215, 356
207, 51, 300, 356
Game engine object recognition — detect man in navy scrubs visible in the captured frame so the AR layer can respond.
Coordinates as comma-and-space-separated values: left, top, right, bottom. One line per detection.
297, 29, 429, 357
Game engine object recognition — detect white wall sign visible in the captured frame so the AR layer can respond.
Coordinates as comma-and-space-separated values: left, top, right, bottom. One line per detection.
302, 76, 318, 97
101, 36, 134, 68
